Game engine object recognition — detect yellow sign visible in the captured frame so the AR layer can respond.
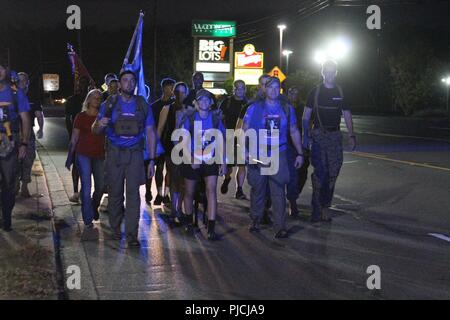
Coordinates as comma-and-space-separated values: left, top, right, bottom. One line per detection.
268, 66, 286, 83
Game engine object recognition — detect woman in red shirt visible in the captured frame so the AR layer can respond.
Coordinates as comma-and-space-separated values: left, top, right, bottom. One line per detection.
65, 89, 105, 233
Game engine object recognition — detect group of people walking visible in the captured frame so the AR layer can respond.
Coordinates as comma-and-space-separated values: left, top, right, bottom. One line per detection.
0, 57, 356, 248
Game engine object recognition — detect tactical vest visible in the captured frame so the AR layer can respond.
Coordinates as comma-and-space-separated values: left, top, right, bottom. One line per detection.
104, 94, 148, 137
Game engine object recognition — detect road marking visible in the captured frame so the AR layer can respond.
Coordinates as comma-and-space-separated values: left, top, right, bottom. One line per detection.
347, 151, 450, 173
428, 233, 450, 243
342, 129, 450, 143
343, 160, 359, 164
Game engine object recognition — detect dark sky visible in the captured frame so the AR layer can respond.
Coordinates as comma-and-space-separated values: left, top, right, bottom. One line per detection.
1, 0, 449, 101
2, 0, 449, 30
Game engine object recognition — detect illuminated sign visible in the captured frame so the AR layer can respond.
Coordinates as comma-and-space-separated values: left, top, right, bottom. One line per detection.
268, 66, 286, 83
234, 68, 263, 85
198, 39, 229, 62
42, 74, 60, 91
235, 44, 264, 69
192, 20, 236, 38
196, 62, 231, 73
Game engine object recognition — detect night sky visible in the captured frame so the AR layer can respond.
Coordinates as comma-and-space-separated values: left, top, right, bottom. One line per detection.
0, 0, 449, 101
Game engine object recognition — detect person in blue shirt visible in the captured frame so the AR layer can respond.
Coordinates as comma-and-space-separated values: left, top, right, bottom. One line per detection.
0, 62, 31, 232
180, 89, 227, 241
92, 70, 157, 247
243, 76, 304, 239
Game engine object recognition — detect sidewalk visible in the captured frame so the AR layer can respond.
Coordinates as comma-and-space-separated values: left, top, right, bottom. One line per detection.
0, 152, 57, 299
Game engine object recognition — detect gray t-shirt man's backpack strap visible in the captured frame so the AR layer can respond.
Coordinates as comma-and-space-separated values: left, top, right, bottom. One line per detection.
313, 84, 344, 131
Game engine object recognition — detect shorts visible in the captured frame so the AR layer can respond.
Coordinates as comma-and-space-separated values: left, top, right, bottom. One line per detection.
181, 163, 219, 181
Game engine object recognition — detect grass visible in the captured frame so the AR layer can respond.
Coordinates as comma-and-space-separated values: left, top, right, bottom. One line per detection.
0, 242, 56, 299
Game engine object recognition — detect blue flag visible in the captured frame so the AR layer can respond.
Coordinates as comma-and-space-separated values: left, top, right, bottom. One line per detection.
122, 11, 149, 101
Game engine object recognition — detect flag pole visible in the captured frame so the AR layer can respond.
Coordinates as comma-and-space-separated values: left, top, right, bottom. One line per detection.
123, 11, 145, 67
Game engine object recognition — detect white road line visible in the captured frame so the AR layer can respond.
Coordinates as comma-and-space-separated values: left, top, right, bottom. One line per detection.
343, 160, 359, 164
428, 233, 450, 243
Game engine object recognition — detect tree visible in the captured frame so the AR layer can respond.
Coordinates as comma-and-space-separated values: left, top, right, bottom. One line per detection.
284, 70, 320, 103
387, 41, 441, 116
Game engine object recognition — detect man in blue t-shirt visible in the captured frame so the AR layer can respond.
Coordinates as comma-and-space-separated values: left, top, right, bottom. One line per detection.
93, 70, 157, 247
0, 62, 31, 232
243, 76, 304, 239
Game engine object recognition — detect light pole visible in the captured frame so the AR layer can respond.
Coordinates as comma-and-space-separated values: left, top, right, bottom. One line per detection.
282, 50, 293, 75
277, 24, 286, 68
442, 76, 450, 111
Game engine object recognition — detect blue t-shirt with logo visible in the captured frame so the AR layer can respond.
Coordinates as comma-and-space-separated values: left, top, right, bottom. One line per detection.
243, 101, 296, 157
98, 95, 155, 148
0, 86, 30, 132
183, 111, 225, 163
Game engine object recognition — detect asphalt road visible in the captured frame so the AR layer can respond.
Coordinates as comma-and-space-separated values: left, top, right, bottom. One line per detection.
37, 115, 450, 299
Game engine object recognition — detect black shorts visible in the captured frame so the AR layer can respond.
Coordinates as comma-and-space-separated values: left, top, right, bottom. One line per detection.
181, 164, 219, 180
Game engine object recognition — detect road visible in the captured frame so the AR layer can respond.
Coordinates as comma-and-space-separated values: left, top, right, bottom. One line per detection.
37, 114, 450, 299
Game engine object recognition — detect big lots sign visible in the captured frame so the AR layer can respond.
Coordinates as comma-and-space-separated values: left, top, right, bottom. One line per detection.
198, 39, 229, 62
234, 44, 264, 69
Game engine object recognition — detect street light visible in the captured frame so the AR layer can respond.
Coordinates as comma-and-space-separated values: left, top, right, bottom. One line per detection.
282, 49, 293, 75
442, 76, 450, 111
277, 24, 286, 68
313, 37, 351, 64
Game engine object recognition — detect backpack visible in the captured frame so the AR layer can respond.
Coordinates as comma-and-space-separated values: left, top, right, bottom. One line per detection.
313, 84, 344, 129
178, 108, 222, 134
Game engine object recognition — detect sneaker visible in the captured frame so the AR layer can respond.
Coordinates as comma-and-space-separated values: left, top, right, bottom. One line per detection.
260, 212, 272, 225
111, 228, 122, 240
274, 229, 288, 239
163, 195, 171, 206
81, 225, 99, 241
248, 220, 260, 233
289, 200, 299, 218
127, 238, 141, 247
2, 225, 12, 232
220, 177, 231, 194
207, 230, 218, 241
69, 193, 80, 203
20, 185, 31, 198
235, 187, 247, 200
153, 194, 163, 205
145, 192, 152, 205
321, 208, 333, 222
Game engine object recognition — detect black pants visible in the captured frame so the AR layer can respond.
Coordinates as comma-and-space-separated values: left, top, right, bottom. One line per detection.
0, 148, 19, 229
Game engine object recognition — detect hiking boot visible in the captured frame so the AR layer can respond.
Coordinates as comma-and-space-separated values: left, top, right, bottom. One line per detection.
163, 195, 171, 206
289, 200, 299, 218
81, 224, 99, 241
145, 192, 153, 205
127, 237, 141, 247
153, 194, 163, 205
235, 187, 247, 200
248, 220, 260, 233
207, 220, 218, 241
274, 229, 288, 239
220, 177, 231, 194
261, 212, 272, 225
20, 185, 31, 198
69, 193, 80, 203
